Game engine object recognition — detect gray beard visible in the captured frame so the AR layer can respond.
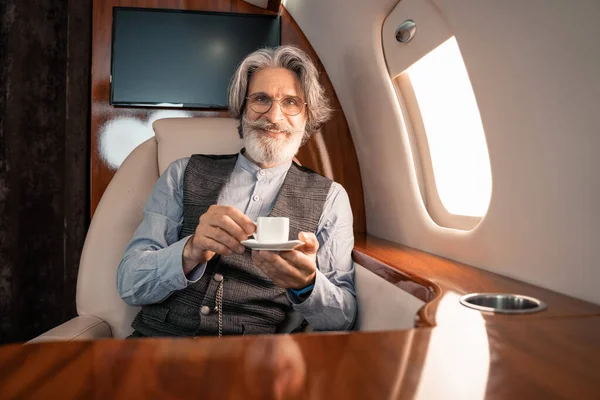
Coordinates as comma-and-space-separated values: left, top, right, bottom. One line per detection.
242, 117, 304, 166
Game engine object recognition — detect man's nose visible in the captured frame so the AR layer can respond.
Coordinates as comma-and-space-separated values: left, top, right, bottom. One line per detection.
264, 101, 285, 123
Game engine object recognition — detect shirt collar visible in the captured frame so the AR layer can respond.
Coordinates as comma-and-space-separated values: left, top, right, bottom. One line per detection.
236, 149, 293, 177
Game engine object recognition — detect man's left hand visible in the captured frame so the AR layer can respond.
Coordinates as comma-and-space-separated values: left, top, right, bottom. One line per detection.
251, 232, 318, 290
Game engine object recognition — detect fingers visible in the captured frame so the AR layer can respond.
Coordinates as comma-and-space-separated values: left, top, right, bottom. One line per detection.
278, 249, 316, 274
295, 232, 319, 255
208, 205, 256, 236
195, 236, 234, 257
192, 206, 256, 258
252, 249, 317, 289
198, 225, 245, 254
252, 250, 306, 288
201, 207, 253, 241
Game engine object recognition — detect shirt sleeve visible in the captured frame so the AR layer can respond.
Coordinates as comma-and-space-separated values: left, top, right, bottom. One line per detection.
116, 157, 207, 306
287, 182, 357, 331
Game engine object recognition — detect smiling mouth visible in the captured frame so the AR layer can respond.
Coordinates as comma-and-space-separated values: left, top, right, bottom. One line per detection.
262, 129, 287, 136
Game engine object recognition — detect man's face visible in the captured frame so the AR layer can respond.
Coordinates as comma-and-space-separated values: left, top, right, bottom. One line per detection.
242, 67, 307, 166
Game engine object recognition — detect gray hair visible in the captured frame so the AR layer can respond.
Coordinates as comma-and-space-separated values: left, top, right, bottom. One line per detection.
228, 45, 333, 141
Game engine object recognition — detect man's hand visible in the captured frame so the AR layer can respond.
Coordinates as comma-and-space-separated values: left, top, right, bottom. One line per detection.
251, 232, 318, 290
182, 205, 256, 274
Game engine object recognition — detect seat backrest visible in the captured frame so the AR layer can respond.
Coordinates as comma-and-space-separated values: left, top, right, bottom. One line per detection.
76, 118, 242, 338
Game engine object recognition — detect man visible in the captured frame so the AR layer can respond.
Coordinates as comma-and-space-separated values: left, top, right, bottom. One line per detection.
117, 45, 356, 337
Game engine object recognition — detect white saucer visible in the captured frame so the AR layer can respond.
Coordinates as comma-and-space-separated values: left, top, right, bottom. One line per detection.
241, 239, 304, 251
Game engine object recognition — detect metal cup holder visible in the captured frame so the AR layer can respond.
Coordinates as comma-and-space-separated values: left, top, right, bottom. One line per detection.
459, 293, 547, 314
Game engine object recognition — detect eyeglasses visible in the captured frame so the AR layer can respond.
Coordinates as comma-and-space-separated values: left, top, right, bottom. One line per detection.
246, 94, 307, 116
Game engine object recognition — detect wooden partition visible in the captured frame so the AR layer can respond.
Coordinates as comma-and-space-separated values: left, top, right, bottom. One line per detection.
91, 0, 365, 232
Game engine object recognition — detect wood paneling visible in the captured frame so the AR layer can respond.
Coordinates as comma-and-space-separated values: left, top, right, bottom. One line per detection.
354, 233, 600, 327
2, 317, 600, 399
90, 1, 366, 233
266, 0, 281, 13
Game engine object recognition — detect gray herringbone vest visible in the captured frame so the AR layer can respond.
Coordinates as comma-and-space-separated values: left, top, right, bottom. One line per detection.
131, 154, 332, 337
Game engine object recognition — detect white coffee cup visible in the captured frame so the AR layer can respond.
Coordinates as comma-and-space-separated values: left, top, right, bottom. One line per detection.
254, 217, 289, 243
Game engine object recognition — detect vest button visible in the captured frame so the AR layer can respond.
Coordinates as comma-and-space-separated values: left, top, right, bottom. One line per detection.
252, 195, 260, 202
259, 170, 266, 176
200, 306, 211, 315
213, 273, 224, 282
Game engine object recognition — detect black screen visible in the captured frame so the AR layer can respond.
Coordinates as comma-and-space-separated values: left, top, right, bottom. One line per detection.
110, 8, 281, 108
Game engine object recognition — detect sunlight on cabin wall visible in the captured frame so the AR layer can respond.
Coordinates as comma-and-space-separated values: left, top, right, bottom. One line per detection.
405, 38, 492, 218
98, 110, 191, 169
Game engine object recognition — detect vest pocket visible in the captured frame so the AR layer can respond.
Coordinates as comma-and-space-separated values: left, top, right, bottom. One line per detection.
140, 306, 170, 324
242, 323, 277, 336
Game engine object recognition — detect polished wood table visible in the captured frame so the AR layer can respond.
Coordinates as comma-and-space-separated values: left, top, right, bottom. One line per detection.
1, 317, 599, 399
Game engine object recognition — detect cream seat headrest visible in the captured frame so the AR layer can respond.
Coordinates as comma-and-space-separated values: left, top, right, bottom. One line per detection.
153, 117, 244, 175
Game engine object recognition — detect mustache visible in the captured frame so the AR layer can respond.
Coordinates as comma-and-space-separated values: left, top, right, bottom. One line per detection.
242, 117, 301, 135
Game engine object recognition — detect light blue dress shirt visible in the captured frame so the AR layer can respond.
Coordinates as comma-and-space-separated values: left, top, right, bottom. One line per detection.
117, 152, 357, 331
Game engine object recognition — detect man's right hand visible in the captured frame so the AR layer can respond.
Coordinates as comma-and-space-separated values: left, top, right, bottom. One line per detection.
182, 205, 256, 274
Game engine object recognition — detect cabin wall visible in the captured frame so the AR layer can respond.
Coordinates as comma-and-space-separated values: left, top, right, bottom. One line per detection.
0, 0, 91, 343
286, 0, 600, 304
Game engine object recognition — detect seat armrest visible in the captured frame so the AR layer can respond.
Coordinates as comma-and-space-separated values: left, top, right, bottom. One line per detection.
27, 316, 112, 343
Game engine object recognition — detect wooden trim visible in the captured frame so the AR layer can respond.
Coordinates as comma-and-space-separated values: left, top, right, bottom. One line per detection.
352, 251, 435, 303
266, 0, 281, 13
354, 233, 600, 327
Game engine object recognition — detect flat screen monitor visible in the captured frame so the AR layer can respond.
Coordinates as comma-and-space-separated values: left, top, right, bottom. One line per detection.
110, 8, 281, 108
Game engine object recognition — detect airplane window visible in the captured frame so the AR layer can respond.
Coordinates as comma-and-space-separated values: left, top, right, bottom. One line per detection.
396, 37, 492, 229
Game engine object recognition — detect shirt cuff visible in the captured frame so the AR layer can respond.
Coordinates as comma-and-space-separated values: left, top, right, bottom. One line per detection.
287, 269, 328, 310
157, 235, 207, 291
186, 262, 207, 282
